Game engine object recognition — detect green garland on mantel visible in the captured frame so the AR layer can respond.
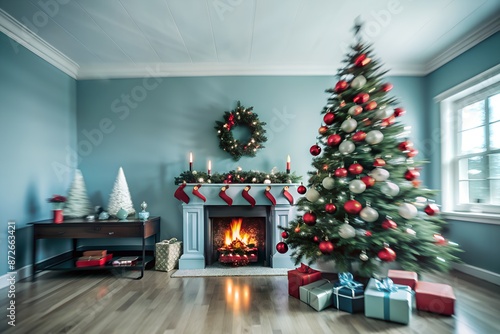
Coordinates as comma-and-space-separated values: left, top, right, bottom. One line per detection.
174, 170, 301, 185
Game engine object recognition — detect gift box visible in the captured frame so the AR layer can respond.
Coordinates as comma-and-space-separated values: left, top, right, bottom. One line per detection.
364, 278, 413, 325
82, 250, 107, 257
388, 269, 418, 289
299, 279, 334, 311
155, 238, 182, 272
332, 273, 365, 313
76, 253, 113, 267
288, 263, 322, 299
415, 281, 455, 316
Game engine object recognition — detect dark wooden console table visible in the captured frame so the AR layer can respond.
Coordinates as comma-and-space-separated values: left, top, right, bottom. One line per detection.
30, 216, 160, 280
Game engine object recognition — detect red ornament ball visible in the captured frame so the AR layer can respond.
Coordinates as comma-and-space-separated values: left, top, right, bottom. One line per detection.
344, 199, 362, 214
365, 230, 372, 237
334, 167, 348, 178
398, 140, 414, 151
404, 169, 420, 181
433, 233, 447, 245
361, 176, 376, 187
353, 92, 370, 104
319, 240, 335, 254
425, 203, 440, 216
303, 212, 317, 226
381, 116, 396, 127
325, 202, 337, 214
310, 144, 322, 156
281, 231, 289, 239
323, 112, 335, 125
407, 148, 419, 158
373, 158, 386, 167
352, 131, 367, 142
354, 54, 371, 67
378, 247, 397, 262
364, 100, 377, 111
276, 242, 288, 254
327, 134, 342, 146
348, 163, 364, 175
381, 218, 398, 230
297, 184, 307, 194
294, 226, 301, 233
313, 236, 320, 243
334, 80, 349, 93
394, 107, 406, 117
381, 83, 393, 92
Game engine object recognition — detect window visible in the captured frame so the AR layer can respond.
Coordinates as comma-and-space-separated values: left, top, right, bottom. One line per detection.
438, 65, 500, 221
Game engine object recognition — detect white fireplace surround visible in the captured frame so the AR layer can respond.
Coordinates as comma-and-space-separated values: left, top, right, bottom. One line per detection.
178, 183, 298, 269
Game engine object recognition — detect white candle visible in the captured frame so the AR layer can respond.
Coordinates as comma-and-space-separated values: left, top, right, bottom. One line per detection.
208, 160, 212, 175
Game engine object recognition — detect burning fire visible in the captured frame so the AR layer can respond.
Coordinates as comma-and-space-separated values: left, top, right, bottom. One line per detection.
224, 218, 255, 246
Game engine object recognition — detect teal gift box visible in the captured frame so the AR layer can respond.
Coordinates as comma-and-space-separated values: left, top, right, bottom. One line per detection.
364, 278, 413, 325
299, 279, 334, 311
332, 281, 365, 313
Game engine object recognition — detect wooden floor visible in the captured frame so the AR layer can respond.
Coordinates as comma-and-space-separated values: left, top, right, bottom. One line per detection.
1, 268, 499, 334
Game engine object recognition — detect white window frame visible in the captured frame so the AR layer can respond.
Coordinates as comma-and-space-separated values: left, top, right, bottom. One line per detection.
437, 64, 500, 225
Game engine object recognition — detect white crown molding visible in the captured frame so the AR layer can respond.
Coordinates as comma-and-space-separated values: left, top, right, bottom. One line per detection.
425, 16, 500, 75
0, 8, 79, 79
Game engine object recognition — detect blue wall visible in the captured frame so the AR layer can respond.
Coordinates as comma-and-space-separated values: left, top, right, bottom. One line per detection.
0, 32, 77, 276
76, 75, 425, 243
425, 32, 500, 274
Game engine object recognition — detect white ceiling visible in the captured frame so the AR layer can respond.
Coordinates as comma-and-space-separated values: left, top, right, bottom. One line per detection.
0, 0, 499, 79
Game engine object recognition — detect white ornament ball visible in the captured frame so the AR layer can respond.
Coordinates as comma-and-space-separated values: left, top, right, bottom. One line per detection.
305, 188, 321, 202
359, 251, 369, 261
339, 140, 355, 155
374, 108, 393, 120
339, 223, 356, 239
341, 118, 357, 133
351, 75, 367, 89
399, 203, 418, 219
380, 182, 400, 196
322, 176, 335, 190
264, 179, 271, 184
365, 130, 384, 145
371, 168, 390, 181
360, 206, 379, 222
348, 179, 366, 194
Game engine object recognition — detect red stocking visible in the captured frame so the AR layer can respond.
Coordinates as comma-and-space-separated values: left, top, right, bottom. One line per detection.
219, 186, 233, 206
242, 186, 256, 207
282, 186, 294, 205
192, 184, 206, 202
174, 182, 190, 204
264, 186, 276, 205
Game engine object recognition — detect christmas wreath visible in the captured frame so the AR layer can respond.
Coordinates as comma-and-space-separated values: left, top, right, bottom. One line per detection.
214, 101, 267, 161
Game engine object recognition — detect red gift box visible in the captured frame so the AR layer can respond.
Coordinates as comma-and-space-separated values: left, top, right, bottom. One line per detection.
76, 253, 113, 267
415, 281, 455, 316
388, 269, 418, 289
288, 263, 322, 299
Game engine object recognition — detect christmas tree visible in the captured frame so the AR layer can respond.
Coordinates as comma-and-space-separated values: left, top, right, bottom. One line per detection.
279, 23, 460, 278
108, 167, 135, 217
64, 169, 93, 218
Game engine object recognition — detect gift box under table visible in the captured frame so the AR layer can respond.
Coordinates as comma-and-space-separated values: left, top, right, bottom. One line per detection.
299, 279, 334, 311
388, 269, 418, 290
332, 281, 365, 313
414, 281, 455, 316
288, 266, 322, 299
364, 278, 413, 325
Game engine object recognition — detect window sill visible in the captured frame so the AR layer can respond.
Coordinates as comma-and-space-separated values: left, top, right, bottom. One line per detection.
441, 211, 500, 225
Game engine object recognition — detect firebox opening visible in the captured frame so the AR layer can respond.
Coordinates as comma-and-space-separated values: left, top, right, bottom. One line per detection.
209, 216, 267, 267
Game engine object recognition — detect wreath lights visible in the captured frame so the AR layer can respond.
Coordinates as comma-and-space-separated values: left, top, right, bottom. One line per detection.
215, 101, 267, 161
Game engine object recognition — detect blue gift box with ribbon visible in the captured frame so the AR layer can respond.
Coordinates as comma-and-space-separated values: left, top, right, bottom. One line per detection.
364, 277, 413, 325
332, 272, 365, 313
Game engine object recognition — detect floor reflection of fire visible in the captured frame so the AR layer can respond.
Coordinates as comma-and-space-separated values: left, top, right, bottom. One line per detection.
225, 278, 250, 312
218, 218, 258, 266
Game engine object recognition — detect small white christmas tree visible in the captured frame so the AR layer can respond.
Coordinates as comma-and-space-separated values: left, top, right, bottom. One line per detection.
64, 169, 93, 218
108, 167, 135, 217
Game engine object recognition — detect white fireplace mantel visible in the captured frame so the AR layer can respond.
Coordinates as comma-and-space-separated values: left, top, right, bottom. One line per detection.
178, 183, 299, 269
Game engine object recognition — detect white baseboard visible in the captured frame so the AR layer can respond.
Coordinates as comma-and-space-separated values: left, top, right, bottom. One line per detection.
453, 263, 500, 286
0, 264, 32, 290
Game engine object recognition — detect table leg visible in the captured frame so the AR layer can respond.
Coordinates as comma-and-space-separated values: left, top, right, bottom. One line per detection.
72, 239, 78, 258
32, 236, 37, 281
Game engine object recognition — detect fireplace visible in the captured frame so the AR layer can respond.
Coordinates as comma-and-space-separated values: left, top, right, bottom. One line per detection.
178, 184, 297, 269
